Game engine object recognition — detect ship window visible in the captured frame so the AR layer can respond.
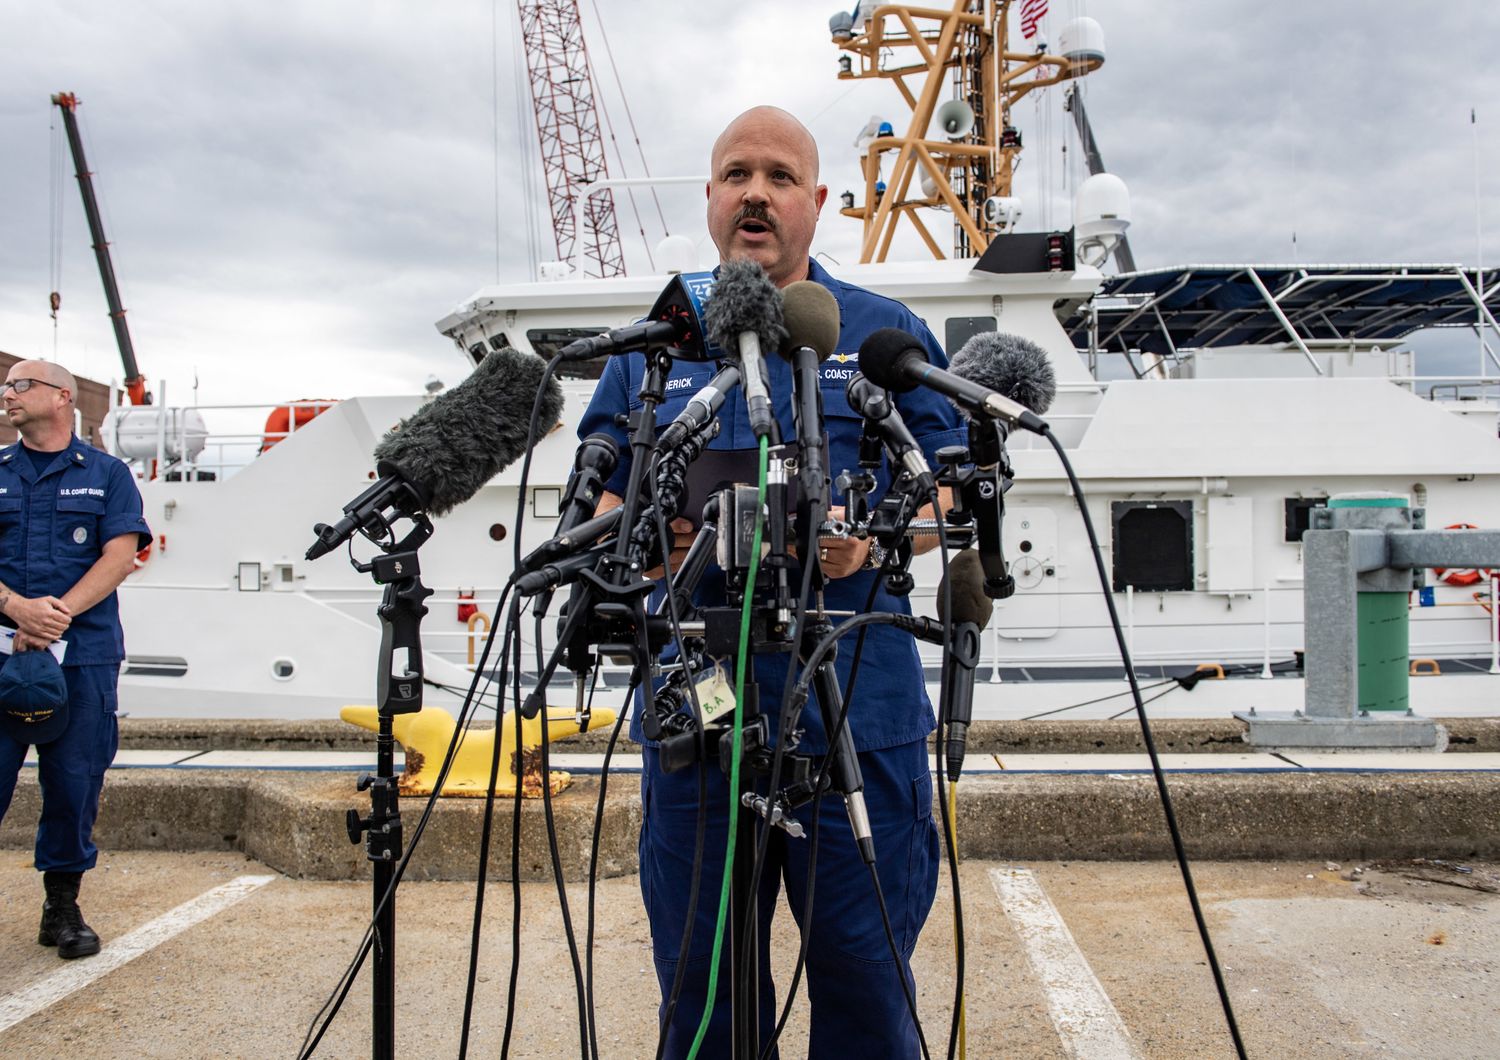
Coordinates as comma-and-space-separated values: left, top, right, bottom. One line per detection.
1283, 497, 1328, 542
1111, 500, 1194, 592
528, 328, 610, 380
532, 487, 562, 520
945, 316, 996, 352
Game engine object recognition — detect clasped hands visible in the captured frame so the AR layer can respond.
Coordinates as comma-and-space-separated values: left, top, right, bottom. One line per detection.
8, 595, 70, 652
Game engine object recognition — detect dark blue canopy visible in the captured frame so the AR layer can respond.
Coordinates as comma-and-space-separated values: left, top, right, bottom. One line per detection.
1063, 264, 1500, 356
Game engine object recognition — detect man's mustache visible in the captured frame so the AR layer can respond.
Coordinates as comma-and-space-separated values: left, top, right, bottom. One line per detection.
733, 204, 776, 230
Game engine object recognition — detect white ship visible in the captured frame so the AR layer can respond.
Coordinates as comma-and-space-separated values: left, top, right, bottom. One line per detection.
106, 3, 1500, 722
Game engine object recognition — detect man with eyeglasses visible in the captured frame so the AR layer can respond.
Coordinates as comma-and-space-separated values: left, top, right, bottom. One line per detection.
0, 360, 149, 959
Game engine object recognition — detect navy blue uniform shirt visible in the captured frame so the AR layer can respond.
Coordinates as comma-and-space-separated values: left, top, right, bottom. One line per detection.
577, 258, 965, 753
0, 436, 151, 667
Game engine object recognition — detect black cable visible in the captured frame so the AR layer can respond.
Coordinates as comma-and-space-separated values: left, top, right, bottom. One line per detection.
303, 350, 564, 1057
647, 453, 715, 1060
761, 575, 881, 1059
1042, 426, 1248, 1060
459, 602, 519, 1058
758, 483, 946, 1059
1019, 677, 1176, 721
533, 651, 594, 1060
867, 858, 931, 1060
585, 672, 633, 1059
501, 601, 526, 1059
928, 515, 964, 1060
300, 584, 514, 1058
735, 493, 824, 1028
1106, 682, 1184, 722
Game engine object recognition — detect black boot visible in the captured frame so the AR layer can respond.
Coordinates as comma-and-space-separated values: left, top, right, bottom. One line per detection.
39, 871, 102, 959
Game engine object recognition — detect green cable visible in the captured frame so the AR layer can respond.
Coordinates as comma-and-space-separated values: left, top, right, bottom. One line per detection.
687, 436, 768, 1058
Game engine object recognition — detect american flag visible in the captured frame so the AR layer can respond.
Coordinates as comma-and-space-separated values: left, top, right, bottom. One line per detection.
1019, 0, 1047, 40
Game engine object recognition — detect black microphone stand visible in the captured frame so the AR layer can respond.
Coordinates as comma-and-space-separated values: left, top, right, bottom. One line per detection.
340, 514, 433, 1060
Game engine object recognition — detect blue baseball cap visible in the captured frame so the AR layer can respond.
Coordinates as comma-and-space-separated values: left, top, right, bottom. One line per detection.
0, 650, 69, 745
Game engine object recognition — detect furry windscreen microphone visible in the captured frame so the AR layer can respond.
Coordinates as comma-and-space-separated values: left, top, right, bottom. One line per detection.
372, 345, 564, 517
949, 332, 1058, 416
778, 281, 840, 362
701, 259, 788, 359
703, 259, 785, 439
935, 549, 995, 630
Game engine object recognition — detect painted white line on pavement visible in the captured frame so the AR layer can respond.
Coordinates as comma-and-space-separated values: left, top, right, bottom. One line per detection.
989, 866, 1139, 1060
0, 874, 276, 1034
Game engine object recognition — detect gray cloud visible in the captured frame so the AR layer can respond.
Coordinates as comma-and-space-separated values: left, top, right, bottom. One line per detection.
2, 0, 1496, 400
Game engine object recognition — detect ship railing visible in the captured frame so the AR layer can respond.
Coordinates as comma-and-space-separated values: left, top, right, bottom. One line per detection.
1414, 376, 1500, 403
104, 385, 344, 481
306, 579, 1499, 689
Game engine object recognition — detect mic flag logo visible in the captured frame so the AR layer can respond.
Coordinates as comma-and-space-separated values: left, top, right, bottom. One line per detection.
647, 270, 722, 362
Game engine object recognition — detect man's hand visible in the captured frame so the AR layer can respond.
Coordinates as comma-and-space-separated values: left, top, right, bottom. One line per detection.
595, 492, 696, 581
654, 516, 696, 580
817, 506, 871, 580
10, 596, 71, 641
13, 629, 52, 652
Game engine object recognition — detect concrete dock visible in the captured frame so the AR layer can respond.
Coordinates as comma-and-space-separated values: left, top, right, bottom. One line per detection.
0, 851, 1494, 1057
2, 717, 1498, 1055
4, 717, 1498, 880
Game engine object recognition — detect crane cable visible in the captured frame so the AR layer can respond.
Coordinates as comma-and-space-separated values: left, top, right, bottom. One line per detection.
49, 105, 65, 352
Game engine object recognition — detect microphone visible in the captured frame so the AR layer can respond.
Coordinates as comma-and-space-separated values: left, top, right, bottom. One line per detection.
946, 331, 1056, 597
557, 433, 618, 528
947, 331, 1058, 424
777, 281, 841, 540
845, 373, 934, 494
887, 552, 991, 778
558, 269, 753, 363
307, 346, 564, 559
519, 433, 619, 576
702, 259, 787, 441
556, 319, 686, 362
779, 280, 841, 362
858, 328, 1052, 434
655, 362, 742, 453
934, 550, 993, 780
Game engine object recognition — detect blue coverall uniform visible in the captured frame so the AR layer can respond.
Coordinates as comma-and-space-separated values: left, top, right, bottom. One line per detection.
0, 436, 150, 873
578, 258, 965, 1058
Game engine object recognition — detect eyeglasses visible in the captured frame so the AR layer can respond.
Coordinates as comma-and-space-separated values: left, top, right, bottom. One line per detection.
2, 379, 64, 395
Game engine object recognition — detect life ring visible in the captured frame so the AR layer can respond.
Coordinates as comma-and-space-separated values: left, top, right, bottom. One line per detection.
1432, 524, 1494, 587
260, 400, 338, 453
131, 539, 152, 573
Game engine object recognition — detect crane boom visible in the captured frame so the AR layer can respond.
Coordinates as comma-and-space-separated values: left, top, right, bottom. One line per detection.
516, 1, 624, 278
50, 92, 149, 405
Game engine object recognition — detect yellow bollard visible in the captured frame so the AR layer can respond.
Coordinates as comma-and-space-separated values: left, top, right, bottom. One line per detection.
339, 702, 616, 798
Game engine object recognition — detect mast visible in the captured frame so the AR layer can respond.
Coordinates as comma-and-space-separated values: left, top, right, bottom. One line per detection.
831, 0, 1102, 263
50, 92, 149, 405
1064, 86, 1135, 272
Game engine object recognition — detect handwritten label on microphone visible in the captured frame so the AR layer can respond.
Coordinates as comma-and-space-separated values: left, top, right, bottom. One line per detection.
693, 663, 737, 725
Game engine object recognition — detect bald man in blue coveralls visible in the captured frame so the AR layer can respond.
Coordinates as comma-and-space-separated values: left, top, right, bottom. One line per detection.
0, 359, 150, 959
579, 106, 965, 1058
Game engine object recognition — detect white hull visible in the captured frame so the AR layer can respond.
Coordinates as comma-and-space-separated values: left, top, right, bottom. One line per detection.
115, 261, 1500, 721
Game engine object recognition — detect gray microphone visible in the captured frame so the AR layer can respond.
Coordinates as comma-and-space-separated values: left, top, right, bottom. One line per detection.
858, 328, 1052, 434
308, 346, 564, 559
702, 259, 787, 441
948, 331, 1058, 424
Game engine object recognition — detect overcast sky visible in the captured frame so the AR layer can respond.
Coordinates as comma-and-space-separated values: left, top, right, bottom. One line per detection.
2, 0, 1496, 406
